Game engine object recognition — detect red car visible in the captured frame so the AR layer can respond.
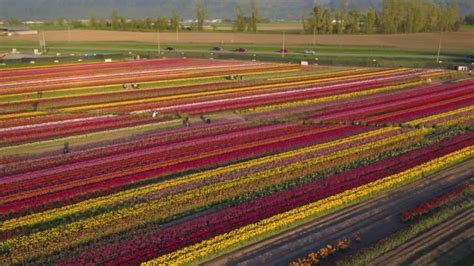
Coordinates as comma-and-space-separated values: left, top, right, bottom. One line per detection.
234, 48, 247, 52
279, 48, 289, 53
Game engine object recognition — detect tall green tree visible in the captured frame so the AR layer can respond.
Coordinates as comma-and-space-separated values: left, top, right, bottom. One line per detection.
380, 0, 393, 33
249, 0, 259, 32
405, 1, 425, 33
155, 16, 169, 30
170, 9, 181, 31
195, 1, 208, 31
346, 11, 361, 33
365, 8, 377, 33
234, 4, 246, 32
144, 17, 154, 29
322, 9, 333, 34
444, 2, 459, 31
384, 0, 406, 33
111, 9, 120, 30
300, 0, 462, 35
56, 17, 65, 26
301, 12, 306, 33
425, 2, 442, 32
465, 14, 474, 25
312, 5, 324, 33
89, 11, 98, 28
335, 11, 344, 34
70, 20, 84, 28
340, 0, 348, 33
6, 19, 22, 25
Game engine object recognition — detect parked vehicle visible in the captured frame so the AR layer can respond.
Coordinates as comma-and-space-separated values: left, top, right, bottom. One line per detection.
303, 50, 316, 54
279, 48, 289, 53
165, 47, 175, 51
212, 47, 223, 51
234, 48, 247, 52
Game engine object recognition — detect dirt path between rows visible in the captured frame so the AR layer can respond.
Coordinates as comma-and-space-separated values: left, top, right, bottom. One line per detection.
204, 159, 474, 266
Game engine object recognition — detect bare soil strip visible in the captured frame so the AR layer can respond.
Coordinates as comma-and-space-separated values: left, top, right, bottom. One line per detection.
204, 159, 474, 266
370, 208, 473, 265
430, 229, 474, 266
4, 30, 474, 50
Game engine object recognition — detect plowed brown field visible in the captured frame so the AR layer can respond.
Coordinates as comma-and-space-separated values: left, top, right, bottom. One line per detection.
5, 30, 474, 50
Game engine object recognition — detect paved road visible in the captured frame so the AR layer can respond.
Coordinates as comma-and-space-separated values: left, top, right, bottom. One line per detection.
179, 49, 473, 61
205, 159, 474, 266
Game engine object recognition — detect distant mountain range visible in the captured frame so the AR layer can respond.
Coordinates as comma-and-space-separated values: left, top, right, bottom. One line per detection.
1, 0, 472, 20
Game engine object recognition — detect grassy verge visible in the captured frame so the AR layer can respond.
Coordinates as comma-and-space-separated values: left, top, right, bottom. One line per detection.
1, 40, 471, 69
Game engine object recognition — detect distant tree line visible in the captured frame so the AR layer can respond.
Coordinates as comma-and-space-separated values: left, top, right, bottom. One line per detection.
82, 9, 182, 31
5, 0, 472, 33
303, 0, 464, 34
65, 1, 209, 31
465, 14, 474, 25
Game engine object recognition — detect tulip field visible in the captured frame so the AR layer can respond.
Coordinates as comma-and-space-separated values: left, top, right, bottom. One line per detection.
0, 58, 472, 265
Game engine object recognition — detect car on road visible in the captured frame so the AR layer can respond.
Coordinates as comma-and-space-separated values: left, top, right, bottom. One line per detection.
303, 50, 316, 54
234, 48, 247, 52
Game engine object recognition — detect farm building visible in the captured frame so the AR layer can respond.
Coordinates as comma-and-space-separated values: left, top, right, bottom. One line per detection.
0, 26, 38, 36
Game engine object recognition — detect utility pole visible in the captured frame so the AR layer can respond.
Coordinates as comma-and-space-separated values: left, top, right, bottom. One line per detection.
176, 25, 179, 42
41, 31, 47, 53
436, 31, 442, 63
67, 25, 71, 42
157, 30, 161, 57
282, 31, 286, 58
313, 25, 316, 46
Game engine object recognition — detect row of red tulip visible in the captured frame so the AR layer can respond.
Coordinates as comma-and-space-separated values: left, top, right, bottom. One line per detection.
100, 70, 420, 114
401, 183, 471, 222
157, 73, 418, 115
0, 115, 162, 146
0, 119, 248, 175
310, 81, 474, 122
0, 125, 363, 216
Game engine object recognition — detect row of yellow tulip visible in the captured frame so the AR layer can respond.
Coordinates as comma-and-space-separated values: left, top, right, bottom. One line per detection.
267, 68, 368, 81
0, 120, 182, 156
406, 105, 474, 126
0, 129, 427, 261
0, 128, 399, 233
0, 63, 296, 95
0, 111, 47, 121
143, 145, 474, 265
439, 114, 474, 127
62, 68, 408, 112
2, 123, 339, 205
274, 68, 407, 85
245, 79, 430, 113
1, 66, 369, 105
419, 70, 450, 79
